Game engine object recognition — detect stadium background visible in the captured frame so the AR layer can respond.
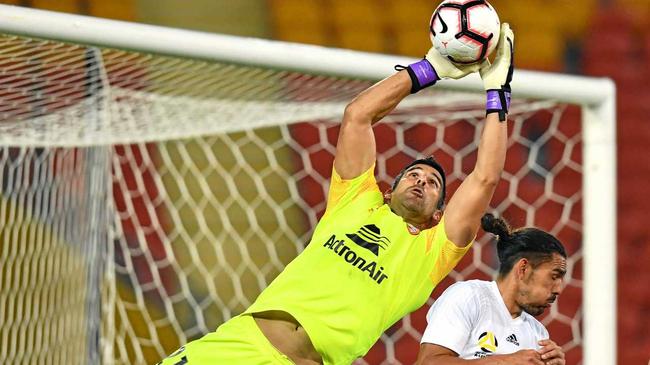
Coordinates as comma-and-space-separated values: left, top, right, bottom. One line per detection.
0, 0, 646, 364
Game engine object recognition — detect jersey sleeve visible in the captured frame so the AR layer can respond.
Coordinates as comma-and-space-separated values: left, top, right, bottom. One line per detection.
540, 325, 549, 340
420, 282, 479, 355
427, 216, 473, 287
531, 318, 550, 348
323, 163, 381, 216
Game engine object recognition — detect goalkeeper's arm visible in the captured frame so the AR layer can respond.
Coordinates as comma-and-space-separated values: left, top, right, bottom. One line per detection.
441, 23, 515, 248
333, 47, 482, 180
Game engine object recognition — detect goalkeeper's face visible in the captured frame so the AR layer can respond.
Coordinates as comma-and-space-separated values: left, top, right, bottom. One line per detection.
388, 164, 444, 222
517, 253, 567, 317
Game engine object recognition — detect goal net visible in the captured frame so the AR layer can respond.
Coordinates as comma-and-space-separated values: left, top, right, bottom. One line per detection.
0, 6, 615, 365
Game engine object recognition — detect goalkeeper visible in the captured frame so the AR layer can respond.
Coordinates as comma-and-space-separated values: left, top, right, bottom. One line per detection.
160, 23, 515, 365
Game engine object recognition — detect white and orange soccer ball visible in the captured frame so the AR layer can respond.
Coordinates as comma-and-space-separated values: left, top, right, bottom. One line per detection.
429, 0, 501, 64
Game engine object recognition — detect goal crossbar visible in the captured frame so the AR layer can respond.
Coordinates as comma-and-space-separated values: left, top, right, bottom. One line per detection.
0, 4, 613, 105
0, 4, 617, 365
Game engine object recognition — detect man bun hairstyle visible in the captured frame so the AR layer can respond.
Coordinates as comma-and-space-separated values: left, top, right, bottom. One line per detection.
481, 213, 567, 278
392, 156, 447, 210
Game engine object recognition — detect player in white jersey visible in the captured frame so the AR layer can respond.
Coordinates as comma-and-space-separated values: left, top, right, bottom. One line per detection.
417, 213, 567, 365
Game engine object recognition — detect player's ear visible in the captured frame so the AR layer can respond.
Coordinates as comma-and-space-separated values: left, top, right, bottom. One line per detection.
432, 209, 442, 225
515, 258, 529, 280
383, 189, 393, 204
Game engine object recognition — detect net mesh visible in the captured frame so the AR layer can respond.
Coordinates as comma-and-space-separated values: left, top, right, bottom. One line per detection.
0, 34, 584, 364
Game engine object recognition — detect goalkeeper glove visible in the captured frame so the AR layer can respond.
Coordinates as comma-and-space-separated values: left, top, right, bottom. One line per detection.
480, 23, 515, 121
398, 46, 485, 94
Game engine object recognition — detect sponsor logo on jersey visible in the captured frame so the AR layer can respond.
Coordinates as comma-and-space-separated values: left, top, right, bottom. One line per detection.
345, 224, 390, 255
322, 230, 389, 284
478, 331, 498, 352
506, 333, 519, 346
476, 331, 498, 355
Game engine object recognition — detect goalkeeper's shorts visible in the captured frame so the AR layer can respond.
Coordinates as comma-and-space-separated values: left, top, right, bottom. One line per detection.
157, 314, 295, 364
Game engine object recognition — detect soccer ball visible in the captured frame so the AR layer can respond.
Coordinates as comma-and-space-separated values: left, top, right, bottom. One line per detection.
429, 0, 500, 64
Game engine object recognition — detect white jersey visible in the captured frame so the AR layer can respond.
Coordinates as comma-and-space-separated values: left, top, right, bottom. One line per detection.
421, 280, 549, 359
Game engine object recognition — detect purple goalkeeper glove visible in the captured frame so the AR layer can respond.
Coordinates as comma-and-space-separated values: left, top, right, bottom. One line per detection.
480, 23, 515, 121
398, 47, 484, 94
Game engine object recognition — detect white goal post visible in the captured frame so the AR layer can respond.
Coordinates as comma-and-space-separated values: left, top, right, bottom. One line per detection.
0, 4, 616, 365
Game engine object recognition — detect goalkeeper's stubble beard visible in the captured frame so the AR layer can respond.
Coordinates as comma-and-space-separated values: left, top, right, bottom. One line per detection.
386, 185, 441, 228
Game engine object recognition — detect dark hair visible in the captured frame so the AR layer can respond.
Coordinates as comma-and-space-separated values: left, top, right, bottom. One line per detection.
481, 213, 566, 278
391, 156, 447, 209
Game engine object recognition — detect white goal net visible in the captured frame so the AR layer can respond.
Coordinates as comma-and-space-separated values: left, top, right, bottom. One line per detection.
0, 6, 616, 365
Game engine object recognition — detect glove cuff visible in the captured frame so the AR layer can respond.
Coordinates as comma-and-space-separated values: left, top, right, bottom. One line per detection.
400, 59, 439, 94
486, 89, 511, 122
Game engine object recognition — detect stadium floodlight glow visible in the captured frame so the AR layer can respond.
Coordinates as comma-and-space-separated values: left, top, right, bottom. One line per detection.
0, 4, 615, 365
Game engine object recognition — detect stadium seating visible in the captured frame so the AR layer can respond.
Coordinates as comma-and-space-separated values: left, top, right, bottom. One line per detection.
86, 0, 135, 21
28, 0, 134, 20
31, 0, 81, 13
329, 0, 387, 52
269, 0, 330, 45
387, 0, 435, 56
616, 0, 650, 32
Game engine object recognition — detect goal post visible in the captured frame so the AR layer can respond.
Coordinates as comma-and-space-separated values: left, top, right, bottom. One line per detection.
0, 4, 616, 365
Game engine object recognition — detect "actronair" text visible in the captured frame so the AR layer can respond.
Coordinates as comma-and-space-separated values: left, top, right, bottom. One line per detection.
322, 235, 389, 284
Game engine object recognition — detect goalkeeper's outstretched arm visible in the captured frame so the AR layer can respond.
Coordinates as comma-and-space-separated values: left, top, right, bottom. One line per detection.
442, 23, 515, 248
334, 43, 484, 180
334, 72, 412, 180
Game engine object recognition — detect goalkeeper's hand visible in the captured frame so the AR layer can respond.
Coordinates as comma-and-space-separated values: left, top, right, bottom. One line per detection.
399, 46, 485, 94
480, 23, 514, 121
425, 47, 484, 80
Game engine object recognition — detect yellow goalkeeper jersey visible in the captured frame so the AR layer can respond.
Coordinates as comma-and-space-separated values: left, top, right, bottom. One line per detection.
245, 164, 471, 365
